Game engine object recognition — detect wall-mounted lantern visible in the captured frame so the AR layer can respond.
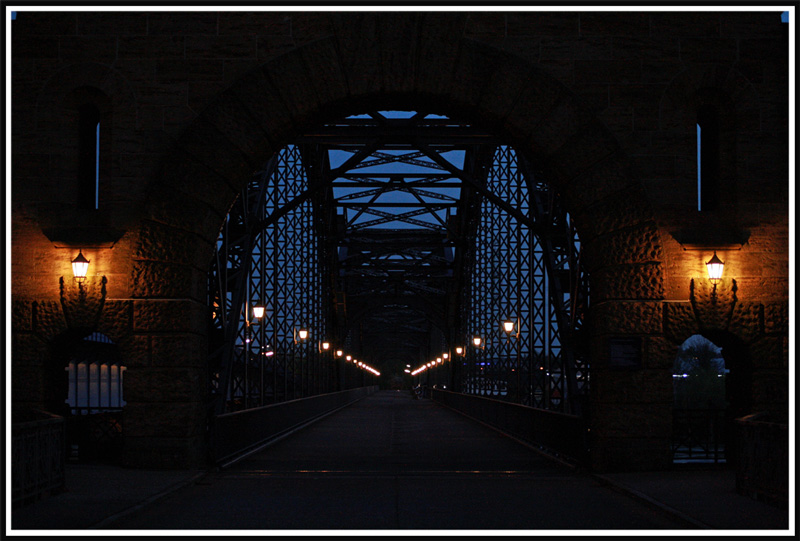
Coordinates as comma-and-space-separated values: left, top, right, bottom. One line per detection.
706, 251, 724, 287
71, 249, 90, 283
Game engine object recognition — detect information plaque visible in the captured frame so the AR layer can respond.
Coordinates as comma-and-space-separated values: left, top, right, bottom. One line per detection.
608, 336, 642, 369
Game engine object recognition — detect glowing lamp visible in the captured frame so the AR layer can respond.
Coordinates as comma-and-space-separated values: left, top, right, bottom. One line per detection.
336, 349, 344, 357
455, 346, 463, 355
472, 337, 482, 347
72, 250, 90, 282
502, 320, 516, 334
252, 306, 265, 319
706, 251, 724, 284
298, 329, 308, 340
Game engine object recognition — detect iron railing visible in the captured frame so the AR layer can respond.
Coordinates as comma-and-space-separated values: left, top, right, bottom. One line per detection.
12, 410, 66, 507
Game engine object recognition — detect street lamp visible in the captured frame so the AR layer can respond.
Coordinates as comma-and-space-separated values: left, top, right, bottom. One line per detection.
503, 317, 521, 402
252, 305, 265, 320
455, 346, 463, 356
472, 336, 483, 348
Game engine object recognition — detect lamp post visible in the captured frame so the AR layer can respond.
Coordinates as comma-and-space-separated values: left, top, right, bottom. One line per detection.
252, 306, 265, 406
293, 327, 309, 398
503, 318, 521, 403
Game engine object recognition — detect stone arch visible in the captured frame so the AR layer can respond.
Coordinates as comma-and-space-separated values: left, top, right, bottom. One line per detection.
127, 22, 667, 469
139, 34, 662, 299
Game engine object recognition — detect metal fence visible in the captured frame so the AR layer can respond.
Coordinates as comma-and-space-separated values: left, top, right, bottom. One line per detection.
671, 408, 726, 464
432, 389, 588, 465
12, 411, 66, 508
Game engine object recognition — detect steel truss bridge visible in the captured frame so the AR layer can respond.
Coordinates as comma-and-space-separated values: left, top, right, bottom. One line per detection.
208, 111, 590, 419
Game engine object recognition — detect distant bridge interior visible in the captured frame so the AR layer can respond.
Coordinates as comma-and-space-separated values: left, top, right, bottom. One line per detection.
207, 109, 590, 465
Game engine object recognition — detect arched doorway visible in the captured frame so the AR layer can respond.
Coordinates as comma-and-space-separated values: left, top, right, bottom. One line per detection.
49, 330, 125, 463
671, 332, 753, 467
131, 31, 666, 469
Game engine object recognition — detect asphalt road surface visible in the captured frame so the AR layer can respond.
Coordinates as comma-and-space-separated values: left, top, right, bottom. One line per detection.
107, 391, 689, 531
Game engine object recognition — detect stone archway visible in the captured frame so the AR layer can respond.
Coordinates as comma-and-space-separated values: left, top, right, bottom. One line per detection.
127, 18, 666, 470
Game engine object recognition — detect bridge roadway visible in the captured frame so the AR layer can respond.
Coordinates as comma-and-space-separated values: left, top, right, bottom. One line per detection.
104, 390, 696, 531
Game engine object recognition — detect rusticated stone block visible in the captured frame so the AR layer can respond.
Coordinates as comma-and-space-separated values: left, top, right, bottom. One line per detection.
147, 12, 218, 36
645, 336, 682, 370
575, 185, 654, 241
134, 220, 211, 269
751, 371, 789, 411
125, 402, 207, 439
450, 39, 511, 117
11, 333, 48, 367
96, 300, 133, 342
550, 121, 621, 180
764, 302, 788, 335
528, 95, 588, 157
32, 300, 67, 341
728, 302, 763, 342
500, 71, 565, 149
133, 299, 206, 333
58, 36, 118, 64
591, 263, 664, 301
663, 301, 699, 344
297, 37, 349, 109
476, 53, 537, 127
560, 155, 634, 215
12, 300, 33, 332
414, 14, 468, 98
508, 12, 580, 37
58, 275, 107, 329
591, 368, 672, 404
11, 366, 47, 408
581, 12, 651, 37
329, 13, 381, 99
585, 222, 663, 268
200, 95, 274, 167
151, 334, 207, 368
176, 116, 259, 188
262, 50, 322, 125
748, 336, 785, 370
377, 14, 420, 95
122, 435, 206, 469
592, 301, 663, 335
130, 261, 206, 301
124, 367, 206, 404
590, 437, 672, 472
590, 402, 672, 439
690, 278, 737, 332
152, 151, 238, 223
117, 334, 150, 368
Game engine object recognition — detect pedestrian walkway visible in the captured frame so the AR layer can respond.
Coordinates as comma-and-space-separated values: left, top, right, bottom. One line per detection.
9, 391, 791, 533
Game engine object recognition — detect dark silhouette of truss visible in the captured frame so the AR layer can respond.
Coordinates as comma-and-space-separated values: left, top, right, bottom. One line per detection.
208, 111, 589, 415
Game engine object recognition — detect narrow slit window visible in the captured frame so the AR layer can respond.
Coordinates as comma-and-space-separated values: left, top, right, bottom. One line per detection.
95, 121, 100, 209
696, 106, 720, 212
697, 123, 702, 211
78, 103, 101, 210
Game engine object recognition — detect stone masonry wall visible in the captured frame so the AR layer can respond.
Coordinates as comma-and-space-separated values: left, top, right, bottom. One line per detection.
11, 11, 789, 471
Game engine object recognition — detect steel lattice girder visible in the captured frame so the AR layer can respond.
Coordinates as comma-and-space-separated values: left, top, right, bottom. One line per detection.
209, 110, 588, 415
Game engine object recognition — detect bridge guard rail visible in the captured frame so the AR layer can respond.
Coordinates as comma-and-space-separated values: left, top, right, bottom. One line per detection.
212, 386, 378, 466
432, 390, 588, 466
